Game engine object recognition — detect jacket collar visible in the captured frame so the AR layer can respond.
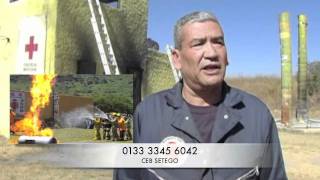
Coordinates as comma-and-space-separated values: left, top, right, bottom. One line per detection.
165, 81, 244, 143
165, 81, 243, 109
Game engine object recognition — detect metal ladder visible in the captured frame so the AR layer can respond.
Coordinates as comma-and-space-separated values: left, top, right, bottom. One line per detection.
166, 45, 181, 82
88, 0, 120, 75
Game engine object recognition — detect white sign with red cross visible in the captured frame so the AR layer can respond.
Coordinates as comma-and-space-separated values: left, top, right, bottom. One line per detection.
16, 16, 46, 74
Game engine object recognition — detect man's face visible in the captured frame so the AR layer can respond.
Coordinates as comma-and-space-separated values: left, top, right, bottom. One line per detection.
173, 20, 228, 89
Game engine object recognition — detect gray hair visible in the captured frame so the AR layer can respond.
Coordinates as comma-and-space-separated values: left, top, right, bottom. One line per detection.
174, 11, 220, 49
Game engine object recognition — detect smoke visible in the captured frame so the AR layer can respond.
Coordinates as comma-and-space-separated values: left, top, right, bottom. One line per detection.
58, 106, 115, 128
93, 106, 111, 120
59, 106, 95, 128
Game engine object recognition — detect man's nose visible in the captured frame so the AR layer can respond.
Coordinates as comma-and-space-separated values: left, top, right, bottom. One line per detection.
204, 43, 218, 60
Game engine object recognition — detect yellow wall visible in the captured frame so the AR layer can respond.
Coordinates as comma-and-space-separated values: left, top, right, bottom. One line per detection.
0, 0, 57, 138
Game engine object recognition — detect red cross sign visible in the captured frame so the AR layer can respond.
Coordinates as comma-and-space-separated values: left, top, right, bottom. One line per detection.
17, 16, 46, 74
25, 36, 38, 60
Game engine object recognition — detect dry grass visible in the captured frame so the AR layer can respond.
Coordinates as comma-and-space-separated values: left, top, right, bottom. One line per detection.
227, 76, 282, 111
0, 139, 113, 180
0, 163, 113, 180
1, 131, 320, 179
9, 128, 133, 144
279, 131, 320, 180
226, 76, 320, 118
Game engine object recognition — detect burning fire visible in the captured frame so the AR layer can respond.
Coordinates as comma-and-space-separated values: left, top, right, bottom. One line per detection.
13, 75, 56, 136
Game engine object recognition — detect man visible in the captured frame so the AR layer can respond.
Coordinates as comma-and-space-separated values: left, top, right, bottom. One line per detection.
111, 112, 120, 141
114, 11, 287, 179
102, 115, 112, 140
124, 113, 133, 141
117, 114, 126, 141
93, 114, 102, 140
10, 107, 16, 135
101, 117, 110, 140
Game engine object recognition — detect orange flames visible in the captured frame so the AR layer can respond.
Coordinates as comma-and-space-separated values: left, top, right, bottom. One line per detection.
13, 75, 56, 136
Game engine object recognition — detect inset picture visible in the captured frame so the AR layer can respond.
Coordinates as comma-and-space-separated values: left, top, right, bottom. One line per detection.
10, 74, 133, 144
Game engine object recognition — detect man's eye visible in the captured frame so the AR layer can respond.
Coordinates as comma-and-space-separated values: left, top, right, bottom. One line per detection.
217, 41, 224, 45
192, 42, 204, 47
214, 38, 225, 45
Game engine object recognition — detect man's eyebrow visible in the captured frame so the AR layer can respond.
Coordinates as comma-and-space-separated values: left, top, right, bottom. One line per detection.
190, 38, 206, 43
212, 36, 224, 41
191, 36, 224, 42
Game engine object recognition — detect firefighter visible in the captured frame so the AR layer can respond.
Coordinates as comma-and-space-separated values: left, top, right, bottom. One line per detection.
124, 113, 133, 141
101, 118, 111, 140
93, 114, 102, 140
111, 112, 119, 141
117, 113, 126, 141
10, 108, 16, 135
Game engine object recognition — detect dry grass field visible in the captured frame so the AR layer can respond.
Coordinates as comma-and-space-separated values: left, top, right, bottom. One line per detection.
280, 131, 320, 180
226, 76, 320, 118
0, 143, 113, 180
1, 131, 320, 180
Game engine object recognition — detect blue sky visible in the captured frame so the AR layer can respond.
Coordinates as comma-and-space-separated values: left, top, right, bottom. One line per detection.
147, 0, 320, 77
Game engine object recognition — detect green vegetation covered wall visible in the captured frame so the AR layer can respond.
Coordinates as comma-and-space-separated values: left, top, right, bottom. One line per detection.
120, 0, 148, 70
142, 49, 175, 97
101, 0, 148, 72
100, 7, 126, 72
55, 0, 100, 74
55, 0, 148, 75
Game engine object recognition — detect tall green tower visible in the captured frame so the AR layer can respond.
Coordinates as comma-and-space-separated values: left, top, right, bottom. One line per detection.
279, 12, 293, 126
297, 14, 308, 123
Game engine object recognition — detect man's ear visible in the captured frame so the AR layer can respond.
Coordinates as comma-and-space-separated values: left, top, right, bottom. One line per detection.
172, 48, 182, 70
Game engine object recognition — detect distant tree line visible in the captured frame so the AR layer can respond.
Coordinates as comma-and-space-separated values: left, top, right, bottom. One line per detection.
94, 94, 133, 114
10, 75, 134, 114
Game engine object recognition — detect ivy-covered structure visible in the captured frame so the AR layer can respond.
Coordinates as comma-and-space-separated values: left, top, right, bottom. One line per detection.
142, 49, 175, 97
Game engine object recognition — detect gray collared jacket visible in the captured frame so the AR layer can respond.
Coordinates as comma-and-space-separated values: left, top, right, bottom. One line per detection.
114, 82, 287, 180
